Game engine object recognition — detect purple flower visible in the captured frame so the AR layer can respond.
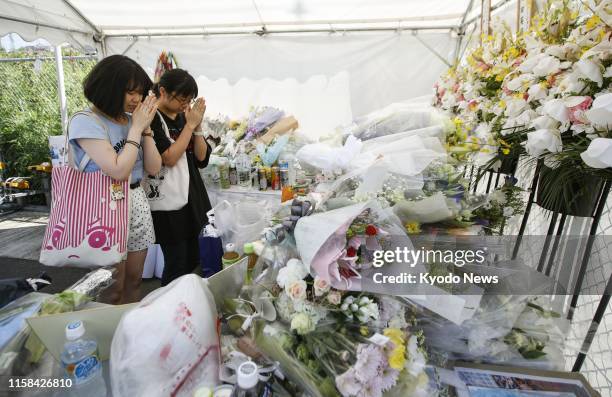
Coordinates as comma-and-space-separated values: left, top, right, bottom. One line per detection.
336, 368, 362, 396
358, 376, 383, 397
354, 344, 385, 383
379, 366, 400, 391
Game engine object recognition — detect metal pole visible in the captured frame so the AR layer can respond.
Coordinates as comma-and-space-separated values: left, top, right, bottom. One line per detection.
54, 45, 68, 135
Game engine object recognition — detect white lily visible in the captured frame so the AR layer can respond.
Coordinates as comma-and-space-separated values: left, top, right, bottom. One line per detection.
604, 66, 612, 78
506, 74, 534, 91
543, 98, 569, 123
585, 93, 612, 129
531, 115, 560, 130
581, 138, 612, 169
594, 0, 612, 26
557, 70, 586, 94
525, 129, 563, 157
533, 55, 562, 77
581, 32, 612, 59
519, 53, 545, 73
505, 98, 528, 118
577, 58, 604, 87
517, 109, 538, 125
527, 83, 548, 102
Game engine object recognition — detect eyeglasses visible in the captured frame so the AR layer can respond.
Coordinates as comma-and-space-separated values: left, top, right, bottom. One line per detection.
171, 95, 195, 106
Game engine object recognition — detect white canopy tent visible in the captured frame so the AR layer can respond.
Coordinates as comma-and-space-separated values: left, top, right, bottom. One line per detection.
0, 0, 515, 137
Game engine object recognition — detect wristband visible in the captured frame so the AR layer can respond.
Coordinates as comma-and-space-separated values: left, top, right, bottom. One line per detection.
193, 131, 206, 137
126, 140, 141, 149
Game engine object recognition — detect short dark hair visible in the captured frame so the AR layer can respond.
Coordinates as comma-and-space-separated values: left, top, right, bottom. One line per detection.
83, 55, 152, 118
152, 69, 198, 99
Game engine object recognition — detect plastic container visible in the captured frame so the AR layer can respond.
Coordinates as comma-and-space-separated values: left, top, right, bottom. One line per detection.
219, 158, 231, 189
222, 243, 241, 269
231, 361, 262, 397
60, 320, 106, 397
236, 145, 252, 189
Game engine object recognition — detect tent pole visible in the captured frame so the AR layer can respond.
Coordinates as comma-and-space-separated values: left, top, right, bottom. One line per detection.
412, 31, 451, 67
61, 0, 102, 35
0, 15, 91, 35
461, 0, 514, 30
454, 0, 475, 63
104, 25, 456, 38
54, 45, 69, 135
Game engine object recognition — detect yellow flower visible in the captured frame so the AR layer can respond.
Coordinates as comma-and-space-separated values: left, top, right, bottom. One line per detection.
388, 346, 406, 370
360, 326, 369, 336
405, 222, 421, 235
585, 15, 601, 31
502, 148, 510, 155
499, 100, 507, 109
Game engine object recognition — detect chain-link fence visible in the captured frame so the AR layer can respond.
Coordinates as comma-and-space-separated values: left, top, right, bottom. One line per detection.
472, 160, 612, 394
0, 50, 96, 178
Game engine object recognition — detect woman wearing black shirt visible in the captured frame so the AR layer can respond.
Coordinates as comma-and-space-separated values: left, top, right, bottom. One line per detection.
149, 69, 212, 285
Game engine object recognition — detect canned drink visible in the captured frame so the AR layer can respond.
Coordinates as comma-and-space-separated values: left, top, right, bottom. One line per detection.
271, 167, 281, 190
280, 168, 289, 188
258, 167, 267, 190
265, 167, 273, 185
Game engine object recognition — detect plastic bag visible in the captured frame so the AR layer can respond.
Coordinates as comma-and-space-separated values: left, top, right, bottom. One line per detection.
418, 294, 573, 370
111, 274, 220, 397
296, 135, 362, 172
213, 200, 268, 253
346, 101, 441, 140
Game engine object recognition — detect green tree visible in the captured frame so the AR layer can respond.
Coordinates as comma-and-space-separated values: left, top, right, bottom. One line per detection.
0, 49, 95, 176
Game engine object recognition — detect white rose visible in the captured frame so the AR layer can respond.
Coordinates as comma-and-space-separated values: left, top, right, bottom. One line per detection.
585, 93, 612, 129
313, 276, 331, 296
327, 290, 342, 305
525, 129, 563, 157
580, 138, 612, 169
286, 280, 307, 301
533, 55, 562, 77
290, 312, 315, 335
543, 99, 569, 123
577, 58, 603, 87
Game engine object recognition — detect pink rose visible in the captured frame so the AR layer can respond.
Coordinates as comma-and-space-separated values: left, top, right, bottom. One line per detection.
314, 276, 331, 297
327, 290, 342, 305
568, 96, 593, 124
286, 280, 307, 301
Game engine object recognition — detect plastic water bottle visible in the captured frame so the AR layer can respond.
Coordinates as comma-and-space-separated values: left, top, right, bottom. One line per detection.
236, 145, 252, 189
61, 320, 107, 397
231, 361, 267, 397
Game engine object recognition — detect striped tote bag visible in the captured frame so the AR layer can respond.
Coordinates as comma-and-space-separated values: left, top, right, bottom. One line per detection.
40, 111, 130, 268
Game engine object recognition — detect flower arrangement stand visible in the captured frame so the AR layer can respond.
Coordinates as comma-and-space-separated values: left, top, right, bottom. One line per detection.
510, 160, 612, 372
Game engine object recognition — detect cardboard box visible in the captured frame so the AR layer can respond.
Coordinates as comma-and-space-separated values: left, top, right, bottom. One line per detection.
26, 260, 247, 363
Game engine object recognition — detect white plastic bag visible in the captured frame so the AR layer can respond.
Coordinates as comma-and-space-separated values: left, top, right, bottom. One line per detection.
213, 200, 267, 252
110, 274, 219, 397
296, 135, 362, 172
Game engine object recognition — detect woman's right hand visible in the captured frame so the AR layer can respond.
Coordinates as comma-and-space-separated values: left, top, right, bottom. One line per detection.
185, 97, 206, 129
132, 94, 158, 133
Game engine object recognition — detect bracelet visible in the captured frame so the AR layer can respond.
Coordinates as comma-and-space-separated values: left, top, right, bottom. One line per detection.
193, 131, 206, 137
126, 140, 141, 150
142, 131, 153, 137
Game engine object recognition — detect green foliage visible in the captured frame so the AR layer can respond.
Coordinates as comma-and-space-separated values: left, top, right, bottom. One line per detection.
0, 50, 95, 176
